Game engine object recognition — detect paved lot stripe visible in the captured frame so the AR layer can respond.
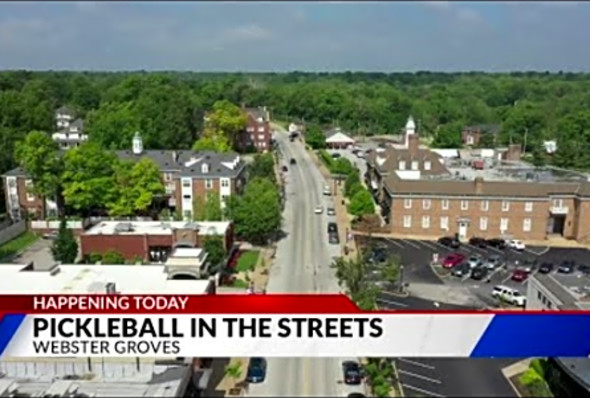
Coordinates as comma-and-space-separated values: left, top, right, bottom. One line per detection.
376, 297, 409, 308
386, 239, 404, 248
487, 246, 504, 254
398, 369, 442, 384
402, 383, 445, 397
419, 240, 439, 251
401, 239, 421, 249
398, 358, 436, 370
468, 244, 488, 254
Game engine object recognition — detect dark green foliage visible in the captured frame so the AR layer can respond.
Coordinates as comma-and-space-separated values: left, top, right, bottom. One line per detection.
101, 249, 126, 265
305, 124, 326, 149
203, 235, 226, 269
249, 153, 276, 183
51, 218, 79, 264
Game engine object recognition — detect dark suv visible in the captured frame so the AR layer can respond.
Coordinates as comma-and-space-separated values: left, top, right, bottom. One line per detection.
486, 238, 507, 249
469, 237, 487, 248
327, 222, 338, 234
438, 236, 460, 249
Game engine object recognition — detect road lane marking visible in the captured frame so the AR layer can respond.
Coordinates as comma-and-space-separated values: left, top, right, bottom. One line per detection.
402, 383, 445, 397
401, 239, 421, 249
399, 369, 442, 384
525, 247, 549, 256
488, 246, 504, 254
376, 297, 408, 308
418, 240, 438, 250
398, 358, 435, 370
468, 244, 488, 254
386, 239, 404, 248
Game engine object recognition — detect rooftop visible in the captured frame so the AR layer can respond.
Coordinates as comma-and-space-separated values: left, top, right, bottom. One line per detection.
0, 263, 212, 294
84, 220, 231, 236
554, 358, 590, 389
532, 272, 590, 310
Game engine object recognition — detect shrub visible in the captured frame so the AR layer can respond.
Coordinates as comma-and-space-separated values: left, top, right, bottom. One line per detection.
89, 252, 102, 264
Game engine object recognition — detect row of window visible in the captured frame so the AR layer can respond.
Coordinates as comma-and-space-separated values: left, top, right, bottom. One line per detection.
247, 126, 266, 133
402, 215, 533, 232
181, 178, 230, 189
403, 198, 567, 212
398, 160, 431, 171
537, 290, 554, 309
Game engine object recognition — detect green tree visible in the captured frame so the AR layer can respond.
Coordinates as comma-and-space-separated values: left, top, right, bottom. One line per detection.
193, 196, 207, 221
331, 157, 356, 176
86, 101, 140, 150
203, 235, 226, 271
249, 153, 276, 183
204, 192, 223, 221
344, 170, 363, 198
232, 177, 281, 244
206, 100, 248, 150
331, 255, 379, 310
348, 189, 375, 217
107, 158, 164, 217
305, 124, 326, 149
15, 131, 63, 216
432, 122, 463, 148
193, 132, 232, 153
51, 218, 79, 264
102, 249, 126, 265
61, 142, 117, 213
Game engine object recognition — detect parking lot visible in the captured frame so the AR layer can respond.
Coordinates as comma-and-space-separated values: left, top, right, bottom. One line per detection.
359, 236, 590, 307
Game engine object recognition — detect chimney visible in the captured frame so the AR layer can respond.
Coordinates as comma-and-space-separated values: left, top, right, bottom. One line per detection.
474, 177, 484, 194
408, 135, 419, 157
172, 151, 179, 164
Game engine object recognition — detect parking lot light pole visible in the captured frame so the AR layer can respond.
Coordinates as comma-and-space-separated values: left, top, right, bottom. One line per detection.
399, 265, 405, 293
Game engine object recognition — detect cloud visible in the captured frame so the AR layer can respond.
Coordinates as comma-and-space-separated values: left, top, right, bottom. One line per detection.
0, 17, 54, 47
222, 25, 272, 42
455, 7, 481, 23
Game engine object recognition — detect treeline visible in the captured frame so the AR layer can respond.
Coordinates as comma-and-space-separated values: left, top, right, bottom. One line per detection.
3, 71, 590, 176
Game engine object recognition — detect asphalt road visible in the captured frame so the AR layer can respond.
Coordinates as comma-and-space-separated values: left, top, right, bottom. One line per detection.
377, 295, 519, 397
248, 126, 363, 396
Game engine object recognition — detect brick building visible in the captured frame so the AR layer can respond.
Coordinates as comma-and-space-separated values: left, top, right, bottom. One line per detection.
80, 220, 234, 263
367, 117, 590, 243
52, 106, 88, 150
2, 132, 246, 222
461, 124, 501, 147
242, 107, 271, 152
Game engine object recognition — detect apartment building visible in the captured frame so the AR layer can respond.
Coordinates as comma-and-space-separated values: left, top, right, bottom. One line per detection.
52, 105, 88, 149
242, 106, 271, 152
461, 124, 501, 147
2, 132, 246, 222
366, 117, 590, 243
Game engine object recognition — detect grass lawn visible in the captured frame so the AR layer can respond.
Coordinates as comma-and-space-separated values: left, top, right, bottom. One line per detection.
0, 232, 40, 260
232, 278, 250, 289
235, 250, 260, 272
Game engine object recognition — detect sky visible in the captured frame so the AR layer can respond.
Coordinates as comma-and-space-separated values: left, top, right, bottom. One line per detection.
0, 1, 588, 72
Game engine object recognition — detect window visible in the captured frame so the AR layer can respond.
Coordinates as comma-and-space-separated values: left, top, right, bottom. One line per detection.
467, 136, 474, 145
404, 199, 412, 209
424, 161, 431, 171
25, 179, 35, 202
422, 199, 431, 210
480, 217, 488, 231
221, 178, 230, 188
411, 161, 419, 170
182, 179, 191, 188
183, 194, 191, 200
460, 200, 468, 210
403, 215, 412, 228
399, 161, 406, 170
247, 127, 254, 132
440, 216, 449, 230
537, 291, 543, 301
261, 141, 267, 147
205, 179, 213, 189
164, 173, 172, 182
441, 199, 449, 210
523, 218, 532, 232
258, 126, 265, 132
201, 163, 209, 173
481, 200, 489, 211
500, 218, 509, 232
422, 216, 430, 229
502, 201, 510, 211
547, 301, 553, 309
258, 134, 265, 140
553, 198, 564, 208
524, 202, 533, 212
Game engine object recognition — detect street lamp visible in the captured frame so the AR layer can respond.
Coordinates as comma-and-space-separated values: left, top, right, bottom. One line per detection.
399, 265, 405, 293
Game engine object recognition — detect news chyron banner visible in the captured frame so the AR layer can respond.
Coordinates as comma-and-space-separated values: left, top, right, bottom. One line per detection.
0, 294, 590, 358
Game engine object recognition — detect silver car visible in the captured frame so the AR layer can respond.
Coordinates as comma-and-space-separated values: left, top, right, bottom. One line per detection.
468, 255, 482, 269
485, 255, 503, 270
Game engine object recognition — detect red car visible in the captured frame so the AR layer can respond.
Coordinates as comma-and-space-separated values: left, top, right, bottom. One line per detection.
511, 269, 529, 282
442, 253, 465, 268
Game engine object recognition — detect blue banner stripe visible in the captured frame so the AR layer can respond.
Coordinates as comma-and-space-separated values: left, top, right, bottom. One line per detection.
0, 314, 26, 356
470, 314, 590, 358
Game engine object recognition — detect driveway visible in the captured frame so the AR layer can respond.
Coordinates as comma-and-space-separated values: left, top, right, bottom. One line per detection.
12, 238, 54, 268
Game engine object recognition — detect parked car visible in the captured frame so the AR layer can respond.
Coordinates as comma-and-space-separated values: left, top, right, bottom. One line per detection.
327, 207, 336, 216
578, 264, 590, 275
329, 233, 340, 245
323, 185, 332, 196
451, 262, 470, 277
290, 158, 297, 165
347, 394, 366, 398
538, 262, 554, 274
468, 255, 483, 269
485, 255, 503, 270
507, 239, 525, 251
331, 152, 342, 159
246, 357, 267, 383
469, 237, 487, 248
314, 205, 323, 214
486, 238, 507, 250
558, 260, 575, 274
327, 222, 338, 234
438, 236, 460, 249
511, 269, 529, 282
368, 247, 389, 264
442, 253, 465, 268
471, 266, 488, 281
492, 285, 526, 307
342, 361, 362, 385
282, 165, 288, 172
520, 259, 537, 273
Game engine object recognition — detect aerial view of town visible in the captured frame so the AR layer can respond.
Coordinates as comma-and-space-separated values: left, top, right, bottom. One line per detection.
0, 1, 588, 397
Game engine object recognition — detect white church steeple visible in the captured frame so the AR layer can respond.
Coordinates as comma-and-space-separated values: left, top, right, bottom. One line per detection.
132, 131, 143, 155
405, 116, 416, 148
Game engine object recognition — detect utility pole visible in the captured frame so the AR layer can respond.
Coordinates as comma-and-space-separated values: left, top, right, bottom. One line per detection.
399, 265, 405, 293
523, 127, 529, 155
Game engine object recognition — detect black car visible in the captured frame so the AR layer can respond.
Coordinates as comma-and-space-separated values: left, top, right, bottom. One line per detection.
471, 266, 488, 281
331, 152, 341, 159
342, 361, 362, 385
281, 165, 288, 172
290, 158, 296, 165
469, 237, 487, 248
451, 262, 470, 277
348, 394, 366, 398
327, 222, 338, 234
558, 260, 575, 274
438, 236, 460, 249
246, 357, 267, 383
329, 232, 340, 245
579, 264, 590, 275
368, 247, 389, 264
486, 238, 507, 249
538, 262, 554, 274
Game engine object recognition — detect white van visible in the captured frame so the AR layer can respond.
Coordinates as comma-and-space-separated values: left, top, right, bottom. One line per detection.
323, 185, 331, 196
492, 285, 526, 307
